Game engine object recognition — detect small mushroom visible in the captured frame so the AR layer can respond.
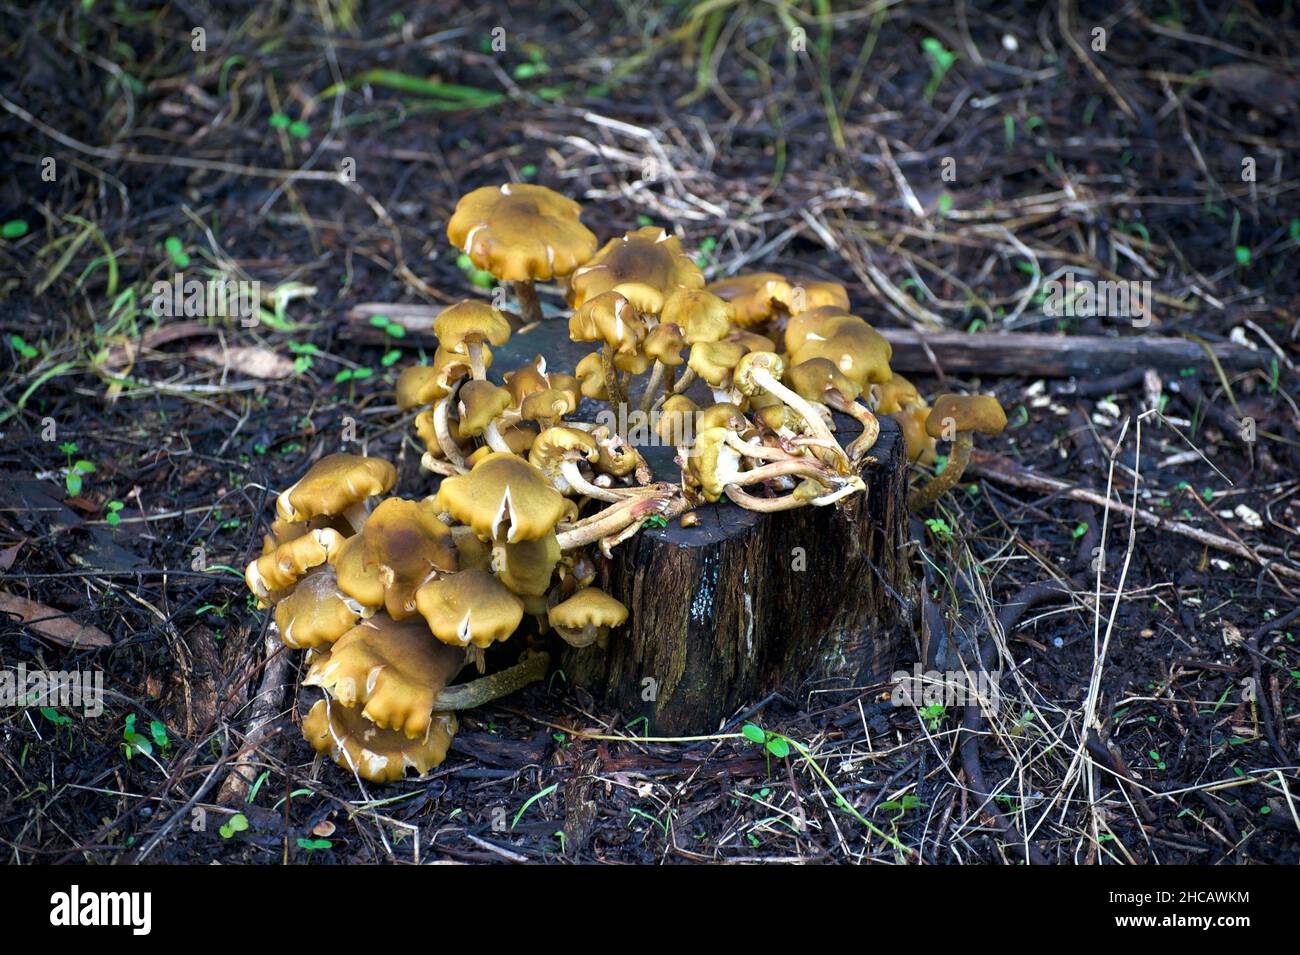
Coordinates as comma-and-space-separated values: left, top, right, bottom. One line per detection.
456, 379, 514, 453
447, 183, 598, 325
494, 532, 562, 597
569, 290, 646, 411
655, 394, 699, 446
302, 698, 457, 784
706, 272, 793, 327
304, 613, 466, 739
548, 587, 628, 648
246, 527, 345, 601
909, 394, 1007, 511
787, 357, 880, 458
733, 351, 848, 470
433, 300, 512, 379
874, 374, 936, 465
786, 311, 892, 390
686, 339, 748, 402
359, 497, 459, 619
414, 567, 525, 649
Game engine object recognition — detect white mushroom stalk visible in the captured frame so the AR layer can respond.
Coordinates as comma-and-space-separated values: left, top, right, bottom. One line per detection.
560, 460, 633, 503
821, 392, 881, 459
483, 420, 514, 455
737, 354, 850, 472
433, 393, 467, 467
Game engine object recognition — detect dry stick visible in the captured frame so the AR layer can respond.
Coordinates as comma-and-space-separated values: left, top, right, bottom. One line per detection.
965, 450, 1300, 584
1247, 606, 1300, 767
216, 636, 295, 804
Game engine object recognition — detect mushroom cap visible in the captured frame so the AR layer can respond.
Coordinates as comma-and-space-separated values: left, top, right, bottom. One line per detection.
705, 272, 793, 327
925, 394, 1008, 438
457, 380, 512, 436
548, 587, 628, 647
787, 357, 862, 403
592, 429, 642, 477
275, 565, 368, 650
414, 567, 525, 648
303, 698, 456, 783
660, 288, 734, 343
574, 351, 607, 400
502, 355, 551, 406
433, 451, 568, 542
568, 227, 704, 312
874, 373, 922, 414
330, 532, 388, 609
396, 365, 447, 410
789, 315, 892, 387
246, 527, 345, 600
529, 425, 599, 470
686, 426, 745, 502
644, 322, 686, 366
495, 531, 562, 597
360, 498, 459, 620
783, 306, 857, 353
655, 394, 699, 445
498, 421, 538, 455
275, 454, 397, 523
568, 290, 646, 352
697, 402, 750, 433
727, 329, 777, 354
613, 349, 652, 375
447, 183, 597, 283
434, 300, 513, 352
304, 614, 466, 738
520, 387, 576, 425
786, 277, 850, 314
687, 340, 748, 387
733, 350, 786, 397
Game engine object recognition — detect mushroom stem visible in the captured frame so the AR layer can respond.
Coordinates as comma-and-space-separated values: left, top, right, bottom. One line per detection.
601, 343, 629, 422
728, 458, 833, 487
560, 460, 631, 503
514, 280, 543, 326
433, 395, 467, 467
420, 452, 467, 477
671, 367, 698, 394
725, 475, 863, 512
556, 490, 680, 549
483, 420, 514, 454
747, 367, 849, 470
825, 393, 880, 458
638, 360, 668, 414
722, 432, 796, 463
466, 341, 487, 380
434, 652, 550, 709
908, 430, 973, 511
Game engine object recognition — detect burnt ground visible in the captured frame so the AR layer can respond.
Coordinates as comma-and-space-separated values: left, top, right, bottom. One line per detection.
0, 1, 1297, 864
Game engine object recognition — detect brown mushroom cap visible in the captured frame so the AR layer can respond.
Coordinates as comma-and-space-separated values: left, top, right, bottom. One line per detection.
925, 394, 1008, 438
303, 698, 457, 783
660, 288, 735, 343
644, 322, 686, 366
304, 614, 466, 738
457, 380, 512, 436
655, 394, 699, 445
574, 351, 608, 400
528, 426, 599, 486
447, 183, 598, 283
685, 426, 745, 502
787, 357, 862, 403
895, 403, 938, 465
330, 532, 387, 609
275, 565, 368, 650
687, 340, 748, 388
789, 314, 892, 387
396, 365, 446, 411
275, 454, 396, 523
705, 272, 793, 327
548, 587, 629, 647
786, 277, 849, 314
433, 451, 568, 542
414, 567, 525, 648
568, 226, 704, 312
360, 498, 459, 620
246, 527, 345, 600
434, 300, 513, 354
568, 290, 646, 354
520, 387, 576, 426
782, 306, 856, 353
874, 373, 922, 414
696, 402, 751, 433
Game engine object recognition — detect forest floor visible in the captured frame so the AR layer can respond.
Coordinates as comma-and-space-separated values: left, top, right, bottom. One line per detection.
1, 1, 1297, 864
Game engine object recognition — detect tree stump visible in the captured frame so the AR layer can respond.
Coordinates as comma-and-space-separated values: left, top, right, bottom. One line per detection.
493, 319, 913, 735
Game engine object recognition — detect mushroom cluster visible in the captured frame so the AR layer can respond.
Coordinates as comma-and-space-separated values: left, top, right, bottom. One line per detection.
247, 184, 1007, 784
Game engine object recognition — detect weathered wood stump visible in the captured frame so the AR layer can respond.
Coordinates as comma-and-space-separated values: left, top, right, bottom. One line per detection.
493, 319, 913, 735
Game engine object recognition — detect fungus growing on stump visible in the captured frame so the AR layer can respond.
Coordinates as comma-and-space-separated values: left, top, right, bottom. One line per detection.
909, 394, 1007, 511
447, 183, 598, 325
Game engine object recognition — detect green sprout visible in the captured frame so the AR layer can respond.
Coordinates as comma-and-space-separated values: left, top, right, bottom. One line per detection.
163, 235, 190, 268
219, 813, 249, 839
918, 704, 946, 731
455, 253, 495, 289
924, 517, 953, 542
105, 500, 125, 526
741, 722, 791, 759
2, 219, 30, 239
921, 38, 958, 102
10, 335, 38, 360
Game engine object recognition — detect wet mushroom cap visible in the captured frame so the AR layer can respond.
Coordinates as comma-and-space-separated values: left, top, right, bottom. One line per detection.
568, 226, 704, 311
656, 394, 699, 444
660, 288, 735, 343
874, 373, 922, 414
275, 565, 368, 650
787, 357, 862, 403
303, 698, 457, 784
447, 183, 598, 283
788, 314, 892, 387
568, 291, 646, 354
275, 454, 397, 523
433, 451, 568, 542
330, 532, 388, 609
785, 277, 849, 314
246, 527, 344, 600
575, 352, 608, 400
457, 380, 513, 435
925, 394, 1008, 438
304, 614, 466, 739
415, 567, 525, 648
360, 497, 459, 619
548, 587, 629, 647
433, 300, 513, 353
495, 531, 562, 597
396, 365, 448, 411
705, 272, 793, 327
687, 340, 748, 388
520, 387, 576, 425
644, 322, 686, 366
